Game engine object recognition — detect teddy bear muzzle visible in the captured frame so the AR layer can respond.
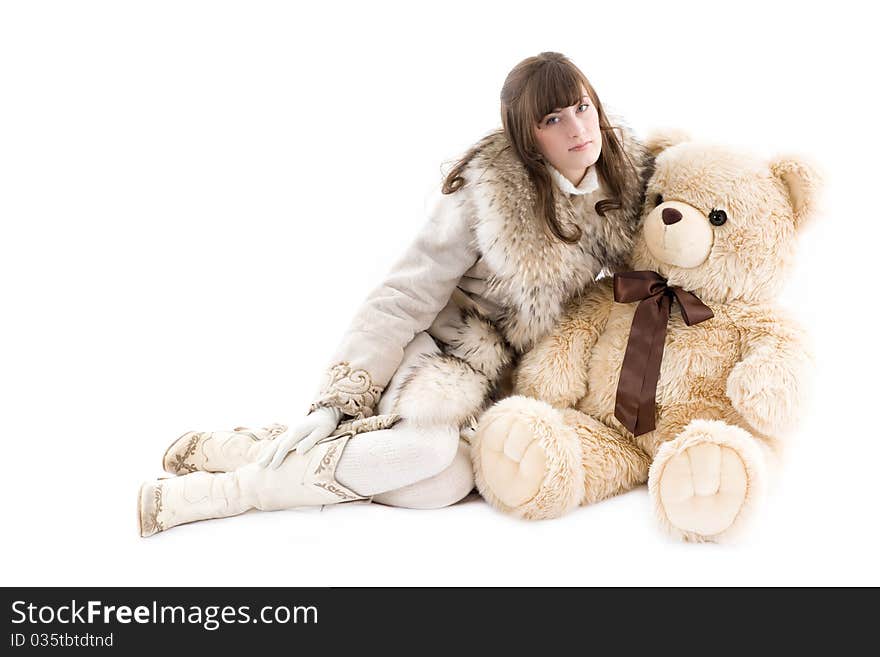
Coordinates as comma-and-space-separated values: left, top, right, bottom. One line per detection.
644, 200, 714, 269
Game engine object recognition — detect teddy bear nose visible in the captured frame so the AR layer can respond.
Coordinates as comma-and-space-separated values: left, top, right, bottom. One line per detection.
662, 208, 682, 225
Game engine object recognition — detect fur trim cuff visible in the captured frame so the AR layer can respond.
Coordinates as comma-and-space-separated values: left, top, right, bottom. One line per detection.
391, 353, 491, 428
443, 309, 514, 381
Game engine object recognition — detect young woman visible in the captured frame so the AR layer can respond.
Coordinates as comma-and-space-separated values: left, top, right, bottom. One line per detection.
138, 51, 653, 536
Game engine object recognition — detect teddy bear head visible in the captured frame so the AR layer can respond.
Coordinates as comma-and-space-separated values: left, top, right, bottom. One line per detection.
627, 131, 821, 304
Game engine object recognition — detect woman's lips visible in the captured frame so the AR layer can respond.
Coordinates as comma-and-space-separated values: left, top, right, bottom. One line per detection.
569, 140, 592, 152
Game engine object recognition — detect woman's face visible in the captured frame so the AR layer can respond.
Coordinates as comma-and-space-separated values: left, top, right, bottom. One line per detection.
532, 89, 602, 181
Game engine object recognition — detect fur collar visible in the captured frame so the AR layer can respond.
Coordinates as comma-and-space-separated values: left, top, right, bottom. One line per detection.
460, 122, 652, 353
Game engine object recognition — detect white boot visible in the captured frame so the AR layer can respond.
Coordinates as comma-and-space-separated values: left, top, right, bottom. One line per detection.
139, 431, 367, 537
162, 414, 402, 475
162, 423, 287, 475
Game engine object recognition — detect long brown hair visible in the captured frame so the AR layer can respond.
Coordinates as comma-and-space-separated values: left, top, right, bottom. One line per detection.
443, 52, 638, 243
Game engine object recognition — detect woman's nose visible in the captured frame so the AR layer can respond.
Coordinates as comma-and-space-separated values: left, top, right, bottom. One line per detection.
564, 114, 585, 138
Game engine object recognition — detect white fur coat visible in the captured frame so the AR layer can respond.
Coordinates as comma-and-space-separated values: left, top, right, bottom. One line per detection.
309, 124, 652, 427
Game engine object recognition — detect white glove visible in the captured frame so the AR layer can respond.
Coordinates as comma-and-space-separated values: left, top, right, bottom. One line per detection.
256, 406, 344, 469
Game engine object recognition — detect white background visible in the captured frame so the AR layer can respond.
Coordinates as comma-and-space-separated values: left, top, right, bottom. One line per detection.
2, 0, 878, 586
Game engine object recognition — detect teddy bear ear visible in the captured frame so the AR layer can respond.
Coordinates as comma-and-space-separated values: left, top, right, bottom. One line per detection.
644, 129, 691, 157
770, 155, 823, 228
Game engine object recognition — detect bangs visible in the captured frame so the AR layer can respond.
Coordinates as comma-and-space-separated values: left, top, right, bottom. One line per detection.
524, 63, 587, 124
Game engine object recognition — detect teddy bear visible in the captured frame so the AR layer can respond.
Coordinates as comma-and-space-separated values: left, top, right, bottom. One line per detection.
470, 131, 820, 542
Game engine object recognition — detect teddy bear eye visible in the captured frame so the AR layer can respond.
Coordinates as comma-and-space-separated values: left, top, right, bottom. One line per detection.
654, 194, 664, 207
708, 209, 728, 226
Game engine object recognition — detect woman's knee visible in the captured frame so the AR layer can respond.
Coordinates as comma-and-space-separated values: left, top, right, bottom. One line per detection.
406, 422, 461, 476
373, 439, 475, 509
428, 442, 476, 508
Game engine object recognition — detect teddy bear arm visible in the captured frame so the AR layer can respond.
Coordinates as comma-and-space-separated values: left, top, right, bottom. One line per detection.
727, 311, 813, 436
514, 286, 614, 408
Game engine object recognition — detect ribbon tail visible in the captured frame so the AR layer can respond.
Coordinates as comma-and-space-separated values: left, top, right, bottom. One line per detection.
634, 296, 670, 435
614, 294, 669, 436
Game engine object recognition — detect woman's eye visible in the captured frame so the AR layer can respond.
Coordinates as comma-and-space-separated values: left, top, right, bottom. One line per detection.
708, 209, 728, 226
577, 103, 590, 112
545, 116, 559, 126
655, 194, 664, 207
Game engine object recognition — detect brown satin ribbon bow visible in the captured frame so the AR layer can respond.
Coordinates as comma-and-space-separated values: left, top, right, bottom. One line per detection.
613, 271, 714, 436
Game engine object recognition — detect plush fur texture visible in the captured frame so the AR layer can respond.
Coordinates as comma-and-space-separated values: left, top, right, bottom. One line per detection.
472, 133, 820, 542
392, 122, 652, 427
632, 140, 822, 304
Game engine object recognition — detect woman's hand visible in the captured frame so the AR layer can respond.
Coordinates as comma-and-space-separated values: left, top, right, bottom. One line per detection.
256, 406, 344, 469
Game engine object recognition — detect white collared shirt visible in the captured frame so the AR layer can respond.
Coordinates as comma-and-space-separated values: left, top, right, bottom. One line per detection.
546, 162, 600, 196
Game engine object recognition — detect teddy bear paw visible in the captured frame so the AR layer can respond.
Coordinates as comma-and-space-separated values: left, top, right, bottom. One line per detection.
657, 442, 746, 537
472, 396, 584, 520
479, 410, 548, 509
649, 420, 766, 542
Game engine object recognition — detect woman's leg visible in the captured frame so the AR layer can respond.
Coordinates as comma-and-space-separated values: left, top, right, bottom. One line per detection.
339, 330, 475, 506
139, 331, 478, 535
139, 431, 366, 537
160, 417, 465, 501
139, 420, 469, 537
370, 437, 474, 509
158, 331, 444, 477
333, 419, 462, 495
163, 424, 286, 475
